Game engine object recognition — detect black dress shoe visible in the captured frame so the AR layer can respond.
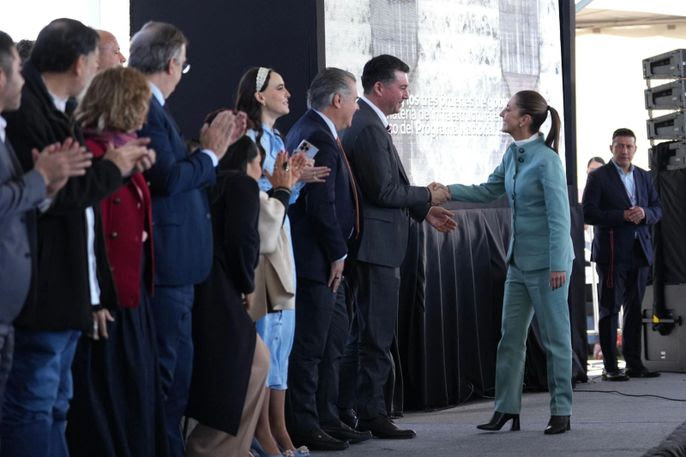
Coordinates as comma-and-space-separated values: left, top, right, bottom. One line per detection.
601, 369, 629, 381
357, 416, 416, 439
322, 422, 372, 444
625, 367, 661, 378
290, 428, 349, 451
476, 411, 520, 431
544, 415, 570, 434
339, 408, 359, 429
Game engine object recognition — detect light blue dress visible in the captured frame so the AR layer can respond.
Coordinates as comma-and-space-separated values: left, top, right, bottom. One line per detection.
448, 134, 574, 415
247, 125, 300, 389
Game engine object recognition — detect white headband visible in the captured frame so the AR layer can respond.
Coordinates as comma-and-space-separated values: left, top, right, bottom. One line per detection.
256, 67, 271, 92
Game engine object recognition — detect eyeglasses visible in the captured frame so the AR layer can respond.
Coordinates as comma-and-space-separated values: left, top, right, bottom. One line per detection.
174, 57, 191, 75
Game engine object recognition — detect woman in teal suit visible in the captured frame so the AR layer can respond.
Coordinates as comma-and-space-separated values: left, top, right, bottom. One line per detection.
447, 90, 574, 434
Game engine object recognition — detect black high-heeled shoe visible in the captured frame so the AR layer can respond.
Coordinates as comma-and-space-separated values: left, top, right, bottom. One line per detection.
476, 411, 520, 431
544, 415, 570, 434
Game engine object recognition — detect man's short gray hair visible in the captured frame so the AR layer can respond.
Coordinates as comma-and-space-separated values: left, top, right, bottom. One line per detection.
307, 67, 356, 111
128, 21, 187, 74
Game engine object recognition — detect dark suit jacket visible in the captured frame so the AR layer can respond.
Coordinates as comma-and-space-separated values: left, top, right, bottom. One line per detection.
140, 96, 216, 286
285, 110, 355, 284
341, 98, 430, 268
5, 61, 122, 331
582, 162, 662, 266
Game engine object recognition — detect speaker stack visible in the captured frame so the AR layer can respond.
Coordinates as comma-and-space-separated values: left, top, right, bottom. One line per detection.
641, 49, 686, 372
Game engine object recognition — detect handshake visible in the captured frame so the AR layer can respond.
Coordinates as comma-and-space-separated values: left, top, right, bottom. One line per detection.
428, 182, 450, 206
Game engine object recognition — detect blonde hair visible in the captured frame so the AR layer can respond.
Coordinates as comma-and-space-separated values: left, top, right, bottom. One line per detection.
76, 66, 151, 132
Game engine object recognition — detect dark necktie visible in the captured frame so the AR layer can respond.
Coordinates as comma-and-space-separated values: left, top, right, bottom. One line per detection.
335, 137, 360, 239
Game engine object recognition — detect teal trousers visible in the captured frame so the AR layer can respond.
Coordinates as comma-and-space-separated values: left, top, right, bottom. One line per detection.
494, 262, 573, 416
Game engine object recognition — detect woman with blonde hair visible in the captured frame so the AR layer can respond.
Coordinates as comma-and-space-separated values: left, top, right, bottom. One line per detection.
66, 66, 168, 457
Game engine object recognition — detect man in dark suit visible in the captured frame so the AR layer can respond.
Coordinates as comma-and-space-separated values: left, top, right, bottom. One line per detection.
0, 20, 152, 456
128, 21, 243, 457
0, 30, 93, 414
341, 55, 455, 439
583, 128, 662, 381
285, 67, 372, 450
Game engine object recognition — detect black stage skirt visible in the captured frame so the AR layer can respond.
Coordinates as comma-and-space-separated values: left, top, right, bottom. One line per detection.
66, 284, 169, 457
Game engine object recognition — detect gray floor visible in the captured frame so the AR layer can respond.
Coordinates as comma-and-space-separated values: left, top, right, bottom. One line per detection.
314, 372, 686, 457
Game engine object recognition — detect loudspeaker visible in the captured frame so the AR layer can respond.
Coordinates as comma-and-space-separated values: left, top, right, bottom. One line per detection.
643, 49, 686, 79
644, 80, 686, 110
646, 111, 686, 140
641, 285, 686, 372
649, 141, 686, 171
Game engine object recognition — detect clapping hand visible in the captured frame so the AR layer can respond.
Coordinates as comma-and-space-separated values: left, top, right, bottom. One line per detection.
199, 110, 237, 160
32, 138, 93, 197
133, 146, 156, 174
103, 137, 154, 178
428, 182, 451, 206
426, 206, 457, 233
264, 151, 305, 190
229, 111, 248, 146
299, 157, 330, 183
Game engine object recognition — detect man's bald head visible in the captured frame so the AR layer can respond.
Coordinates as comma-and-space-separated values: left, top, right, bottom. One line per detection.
97, 30, 126, 70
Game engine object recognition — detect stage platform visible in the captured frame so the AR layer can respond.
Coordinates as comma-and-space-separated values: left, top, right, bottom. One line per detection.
312, 371, 686, 457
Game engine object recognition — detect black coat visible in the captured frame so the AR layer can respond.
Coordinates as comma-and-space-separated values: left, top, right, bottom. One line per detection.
186, 171, 260, 435
340, 99, 430, 268
4, 61, 123, 331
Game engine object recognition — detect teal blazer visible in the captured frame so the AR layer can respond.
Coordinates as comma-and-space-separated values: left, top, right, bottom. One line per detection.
448, 135, 574, 272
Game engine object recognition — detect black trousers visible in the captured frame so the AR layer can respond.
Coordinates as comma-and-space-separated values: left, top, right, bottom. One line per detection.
288, 277, 349, 432
354, 261, 400, 420
596, 241, 649, 372
337, 275, 359, 411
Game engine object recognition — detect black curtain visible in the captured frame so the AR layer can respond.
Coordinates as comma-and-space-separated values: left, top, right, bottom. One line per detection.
399, 200, 510, 409
398, 197, 588, 411
130, 0, 323, 140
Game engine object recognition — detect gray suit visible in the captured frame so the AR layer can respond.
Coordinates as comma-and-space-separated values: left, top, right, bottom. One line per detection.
0, 138, 45, 319
0, 135, 46, 409
340, 99, 429, 420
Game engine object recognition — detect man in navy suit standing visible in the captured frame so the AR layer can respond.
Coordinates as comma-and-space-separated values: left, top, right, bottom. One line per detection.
583, 128, 662, 381
128, 22, 244, 457
285, 67, 372, 451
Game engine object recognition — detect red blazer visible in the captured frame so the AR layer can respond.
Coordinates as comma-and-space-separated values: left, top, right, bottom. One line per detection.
84, 132, 154, 308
